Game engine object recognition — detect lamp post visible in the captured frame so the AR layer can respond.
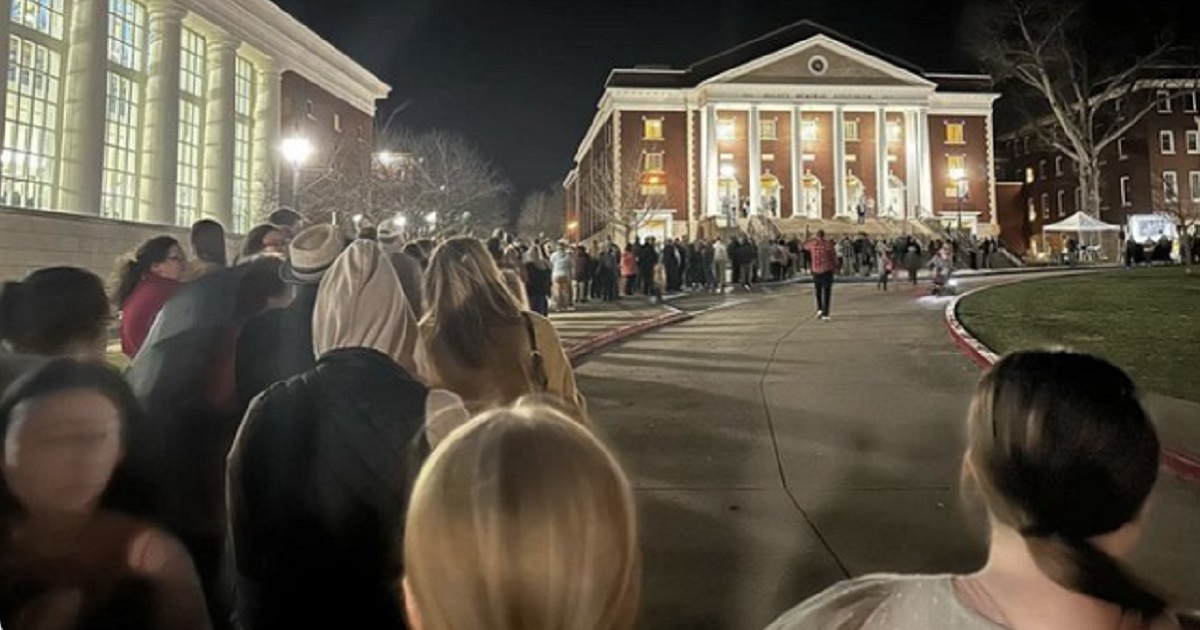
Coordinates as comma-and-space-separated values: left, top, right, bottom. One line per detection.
281, 137, 314, 213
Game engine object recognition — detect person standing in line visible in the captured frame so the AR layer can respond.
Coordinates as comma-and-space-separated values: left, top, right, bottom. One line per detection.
903, 245, 922, 286
523, 244, 553, 316
638, 237, 659, 297
877, 251, 894, 291
189, 220, 228, 280
549, 241, 573, 312
805, 230, 837, 321
115, 236, 188, 358
711, 237, 729, 294
620, 244, 637, 297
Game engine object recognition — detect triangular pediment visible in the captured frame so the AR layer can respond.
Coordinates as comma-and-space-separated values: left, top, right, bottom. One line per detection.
702, 35, 935, 88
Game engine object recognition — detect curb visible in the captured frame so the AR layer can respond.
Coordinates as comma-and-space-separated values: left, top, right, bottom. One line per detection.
566, 307, 694, 365
943, 285, 1200, 486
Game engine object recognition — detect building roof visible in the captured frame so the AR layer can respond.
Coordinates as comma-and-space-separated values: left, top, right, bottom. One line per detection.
606, 20, 992, 92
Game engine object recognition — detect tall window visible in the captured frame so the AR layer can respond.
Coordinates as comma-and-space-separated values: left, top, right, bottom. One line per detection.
102, 0, 147, 220
717, 118, 735, 141
1038, 159, 1047, 180
3, 0, 68, 209
1186, 93, 1199, 114
1120, 176, 1131, 207
1054, 156, 1063, 176
1156, 90, 1172, 113
175, 27, 206, 227
1160, 130, 1175, 155
801, 120, 818, 142
1041, 193, 1049, 219
1057, 189, 1065, 216
886, 121, 901, 143
1187, 130, 1200, 155
1163, 171, 1178, 204
945, 122, 965, 145
1190, 171, 1200, 202
643, 152, 663, 172
1117, 137, 1128, 160
232, 55, 255, 233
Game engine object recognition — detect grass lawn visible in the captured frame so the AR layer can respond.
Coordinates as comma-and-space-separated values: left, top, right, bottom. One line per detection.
957, 267, 1200, 403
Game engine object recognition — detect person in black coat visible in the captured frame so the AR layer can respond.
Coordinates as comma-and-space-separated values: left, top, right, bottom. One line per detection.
638, 237, 659, 296
663, 240, 681, 293
227, 241, 428, 630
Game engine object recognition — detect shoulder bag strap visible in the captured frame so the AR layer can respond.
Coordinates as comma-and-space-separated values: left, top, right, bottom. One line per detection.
522, 312, 549, 392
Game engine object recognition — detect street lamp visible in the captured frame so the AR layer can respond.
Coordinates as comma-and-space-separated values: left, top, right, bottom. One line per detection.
281, 137, 314, 212
949, 166, 967, 233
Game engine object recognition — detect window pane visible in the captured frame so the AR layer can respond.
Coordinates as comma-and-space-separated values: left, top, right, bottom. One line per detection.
101, 72, 142, 220
1, 34, 63, 210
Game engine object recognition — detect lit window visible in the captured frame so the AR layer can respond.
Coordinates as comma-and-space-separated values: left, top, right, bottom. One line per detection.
101, 0, 148, 220
762, 153, 775, 162
1054, 156, 1063, 176
1187, 130, 1200, 155
643, 152, 664, 172
107, 0, 146, 72
760, 119, 778, 141
1190, 171, 1200, 201
1057, 190, 1065, 216
1118, 137, 1128, 160
945, 185, 960, 199
1, 34, 65, 210
1160, 130, 1175, 155
1025, 168, 1035, 184
334, 113, 342, 133
887, 121, 901, 143
947, 155, 966, 174
717, 118, 736, 141
232, 55, 256, 233
1027, 198, 1036, 222
176, 27, 206, 227
1156, 90, 1172, 113
843, 119, 859, 142
945, 122, 965, 145
643, 118, 663, 140
11, 0, 67, 39
1163, 171, 1178, 203
1120, 176, 1131, 207
802, 120, 818, 142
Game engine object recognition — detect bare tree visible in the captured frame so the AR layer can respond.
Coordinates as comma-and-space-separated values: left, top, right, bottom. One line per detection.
1148, 170, 1199, 273
281, 128, 511, 238
578, 147, 669, 244
968, 0, 1194, 217
517, 187, 566, 240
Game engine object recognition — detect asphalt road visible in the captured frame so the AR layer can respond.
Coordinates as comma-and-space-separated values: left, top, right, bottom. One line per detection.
575, 276, 1200, 630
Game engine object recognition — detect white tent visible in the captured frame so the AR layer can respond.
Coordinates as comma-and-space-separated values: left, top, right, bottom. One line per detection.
1042, 212, 1121, 262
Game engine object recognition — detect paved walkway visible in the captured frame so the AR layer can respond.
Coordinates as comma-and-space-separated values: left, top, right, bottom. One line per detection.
572, 277, 1200, 630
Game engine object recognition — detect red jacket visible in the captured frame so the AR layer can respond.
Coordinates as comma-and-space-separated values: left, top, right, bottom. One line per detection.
805, 238, 838, 274
120, 274, 181, 357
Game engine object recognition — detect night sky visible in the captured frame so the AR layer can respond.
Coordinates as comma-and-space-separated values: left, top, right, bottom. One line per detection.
271, 0, 1199, 198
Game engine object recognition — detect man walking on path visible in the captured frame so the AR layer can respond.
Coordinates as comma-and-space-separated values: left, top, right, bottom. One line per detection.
805, 230, 838, 321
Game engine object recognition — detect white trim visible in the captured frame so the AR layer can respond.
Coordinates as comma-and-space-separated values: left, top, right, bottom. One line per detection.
1160, 130, 1176, 155
612, 110, 622, 214
1189, 171, 1200, 202
686, 107, 696, 229
1163, 170, 1179, 203
834, 105, 847, 218
698, 34, 937, 89
1120, 175, 1132, 207
749, 106, 761, 215
791, 106, 801, 219
701, 82, 933, 104
1187, 129, 1200, 155
180, 0, 389, 114
986, 110, 997, 225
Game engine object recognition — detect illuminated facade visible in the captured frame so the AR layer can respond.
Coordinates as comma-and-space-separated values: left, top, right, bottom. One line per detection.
565, 21, 1000, 242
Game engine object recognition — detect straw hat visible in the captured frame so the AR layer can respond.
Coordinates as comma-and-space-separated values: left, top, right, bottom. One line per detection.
280, 224, 347, 284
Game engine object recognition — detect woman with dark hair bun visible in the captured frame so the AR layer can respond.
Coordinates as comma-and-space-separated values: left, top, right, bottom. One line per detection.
765, 350, 1178, 630
238, 224, 287, 262
114, 236, 187, 358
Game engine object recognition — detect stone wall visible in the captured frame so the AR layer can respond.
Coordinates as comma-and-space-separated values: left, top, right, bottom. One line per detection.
0, 206, 196, 282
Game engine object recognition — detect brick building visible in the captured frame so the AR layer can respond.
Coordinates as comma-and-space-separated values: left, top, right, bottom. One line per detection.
564, 21, 1000, 244
996, 80, 1200, 256
0, 0, 389, 280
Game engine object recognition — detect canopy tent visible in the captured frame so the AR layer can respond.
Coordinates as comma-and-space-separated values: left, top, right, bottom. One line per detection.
1041, 212, 1121, 262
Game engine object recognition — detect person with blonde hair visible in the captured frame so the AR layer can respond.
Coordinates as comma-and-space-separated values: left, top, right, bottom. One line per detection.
227, 240, 428, 630
766, 350, 1179, 630
403, 401, 640, 630
418, 237, 581, 415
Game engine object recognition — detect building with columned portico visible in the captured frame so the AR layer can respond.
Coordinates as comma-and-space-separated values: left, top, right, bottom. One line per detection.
0, 0, 389, 280
564, 21, 1000, 244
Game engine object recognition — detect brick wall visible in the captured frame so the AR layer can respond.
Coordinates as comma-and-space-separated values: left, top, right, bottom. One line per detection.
280, 71, 375, 202
0, 207, 239, 282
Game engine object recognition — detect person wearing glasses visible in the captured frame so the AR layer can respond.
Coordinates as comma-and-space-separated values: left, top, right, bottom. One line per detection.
114, 236, 188, 358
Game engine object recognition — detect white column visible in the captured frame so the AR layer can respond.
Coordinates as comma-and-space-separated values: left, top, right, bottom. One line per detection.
252, 58, 282, 218
59, 0, 109, 216
686, 106, 696, 238
790, 107, 801, 219
611, 109, 622, 223
201, 35, 237, 228
918, 108, 934, 218
905, 110, 920, 220
139, 1, 185, 225
833, 106, 846, 218
876, 108, 889, 218
987, 111, 998, 228
749, 106, 761, 216
706, 105, 719, 220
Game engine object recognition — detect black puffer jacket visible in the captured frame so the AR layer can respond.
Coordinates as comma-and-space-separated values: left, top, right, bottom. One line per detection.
227, 347, 429, 630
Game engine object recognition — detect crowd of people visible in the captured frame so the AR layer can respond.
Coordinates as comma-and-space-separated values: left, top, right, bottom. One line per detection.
0, 207, 1190, 629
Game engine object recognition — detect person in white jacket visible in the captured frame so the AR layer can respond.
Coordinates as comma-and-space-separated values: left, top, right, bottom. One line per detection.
711, 238, 729, 294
